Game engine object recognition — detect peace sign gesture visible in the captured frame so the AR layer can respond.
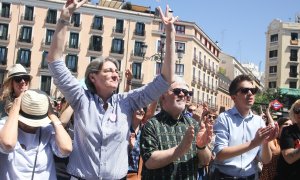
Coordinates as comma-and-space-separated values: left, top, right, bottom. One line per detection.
157, 5, 178, 32
61, 0, 88, 20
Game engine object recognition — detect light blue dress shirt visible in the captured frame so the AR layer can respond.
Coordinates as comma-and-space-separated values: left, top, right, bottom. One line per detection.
213, 107, 265, 177
48, 60, 169, 179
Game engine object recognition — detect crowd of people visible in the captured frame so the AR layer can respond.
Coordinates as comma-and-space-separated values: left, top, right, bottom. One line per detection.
0, 0, 299, 179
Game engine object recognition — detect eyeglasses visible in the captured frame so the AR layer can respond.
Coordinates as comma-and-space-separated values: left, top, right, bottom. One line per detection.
13, 75, 30, 83
172, 88, 189, 96
207, 114, 217, 120
236, 87, 258, 95
293, 107, 300, 114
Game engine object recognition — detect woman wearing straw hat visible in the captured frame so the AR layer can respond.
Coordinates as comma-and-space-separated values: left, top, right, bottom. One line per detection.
47, 0, 177, 179
0, 89, 72, 179
0, 64, 32, 118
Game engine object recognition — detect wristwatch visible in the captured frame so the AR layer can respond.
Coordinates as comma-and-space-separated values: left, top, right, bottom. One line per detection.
196, 145, 206, 150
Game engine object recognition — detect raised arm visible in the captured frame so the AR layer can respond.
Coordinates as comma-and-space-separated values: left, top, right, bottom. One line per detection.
158, 5, 177, 84
48, 104, 73, 155
47, 0, 87, 62
124, 69, 133, 92
0, 94, 22, 152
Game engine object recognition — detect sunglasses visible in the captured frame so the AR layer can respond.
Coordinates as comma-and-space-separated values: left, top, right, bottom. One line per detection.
293, 107, 300, 114
207, 114, 217, 120
172, 88, 189, 96
188, 91, 193, 96
236, 87, 258, 95
13, 75, 30, 83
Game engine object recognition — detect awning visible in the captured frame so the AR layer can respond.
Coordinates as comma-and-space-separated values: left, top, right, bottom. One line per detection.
279, 88, 300, 97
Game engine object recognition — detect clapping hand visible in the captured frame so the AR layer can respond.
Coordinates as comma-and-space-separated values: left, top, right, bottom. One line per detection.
196, 118, 213, 148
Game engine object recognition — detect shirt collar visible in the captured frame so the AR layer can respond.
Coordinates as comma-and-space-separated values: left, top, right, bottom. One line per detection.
231, 106, 254, 119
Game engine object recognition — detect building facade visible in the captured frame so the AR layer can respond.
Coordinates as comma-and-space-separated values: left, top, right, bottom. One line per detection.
0, 0, 220, 109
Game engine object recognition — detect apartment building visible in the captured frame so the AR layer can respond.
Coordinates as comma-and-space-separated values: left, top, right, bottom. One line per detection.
0, 0, 220, 109
265, 19, 300, 90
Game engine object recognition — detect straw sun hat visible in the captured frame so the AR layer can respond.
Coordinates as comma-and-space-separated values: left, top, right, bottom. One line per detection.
19, 89, 51, 127
3, 64, 32, 84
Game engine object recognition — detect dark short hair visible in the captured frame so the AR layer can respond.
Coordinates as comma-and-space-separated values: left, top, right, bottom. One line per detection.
85, 56, 119, 93
277, 117, 291, 127
229, 74, 253, 95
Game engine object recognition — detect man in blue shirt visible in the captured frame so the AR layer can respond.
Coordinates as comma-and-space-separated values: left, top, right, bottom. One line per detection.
212, 75, 279, 179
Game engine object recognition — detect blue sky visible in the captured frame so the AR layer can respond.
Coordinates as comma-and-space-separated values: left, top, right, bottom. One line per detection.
121, 0, 300, 71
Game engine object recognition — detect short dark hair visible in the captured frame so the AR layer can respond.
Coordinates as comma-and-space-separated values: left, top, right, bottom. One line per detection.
229, 74, 253, 95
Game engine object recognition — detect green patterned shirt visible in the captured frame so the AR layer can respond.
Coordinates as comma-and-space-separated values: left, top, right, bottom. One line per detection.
140, 110, 199, 180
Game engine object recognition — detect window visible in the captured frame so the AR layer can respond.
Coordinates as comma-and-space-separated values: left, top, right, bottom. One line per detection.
41, 76, 51, 95
269, 50, 277, 58
1, 3, 10, 18
175, 64, 184, 76
0, 46, 7, 65
115, 19, 124, 33
0, 23, 8, 40
175, 42, 185, 53
41, 51, 48, 69
45, 29, 54, 45
19, 26, 32, 43
269, 81, 276, 88
69, 32, 79, 48
92, 16, 103, 30
198, 51, 202, 63
290, 49, 298, 61
290, 65, 297, 77
46, 9, 57, 24
71, 13, 80, 27
291, 32, 298, 40
65, 54, 78, 72
289, 82, 297, 89
135, 22, 145, 36
158, 22, 164, 31
156, 62, 162, 75
134, 41, 144, 56
24, 6, 34, 21
132, 62, 142, 79
111, 39, 124, 54
270, 34, 278, 42
157, 40, 163, 53
174, 25, 185, 34
89, 35, 102, 51
17, 49, 31, 67
269, 66, 277, 73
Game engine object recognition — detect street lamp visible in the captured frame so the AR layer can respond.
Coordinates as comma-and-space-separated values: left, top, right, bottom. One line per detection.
141, 33, 184, 73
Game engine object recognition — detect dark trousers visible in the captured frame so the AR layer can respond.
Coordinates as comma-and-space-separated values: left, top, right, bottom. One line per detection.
210, 168, 255, 180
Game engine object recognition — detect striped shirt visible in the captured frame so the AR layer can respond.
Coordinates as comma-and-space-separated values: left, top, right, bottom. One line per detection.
48, 60, 169, 179
140, 110, 199, 180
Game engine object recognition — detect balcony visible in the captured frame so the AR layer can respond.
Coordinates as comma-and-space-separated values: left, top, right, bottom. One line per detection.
68, 22, 82, 31
40, 39, 51, 50
65, 43, 80, 53
112, 27, 126, 37
110, 48, 124, 58
87, 45, 103, 57
17, 37, 33, 48
0, 35, 10, 46
20, 14, 35, 25
198, 59, 203, 68
191, 76, 197, 85
0, 12, 11, 23
90, 24, 104, 35
289, 72, 298, 78
192, 56, 198, 65
132, 74, 144, 85
290, 39, 299, 45
203, 63, 207, 71
130, 51, 144, 61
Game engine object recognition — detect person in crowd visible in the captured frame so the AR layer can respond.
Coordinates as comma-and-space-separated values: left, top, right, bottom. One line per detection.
193, 109, 217, 180
212, 74, 278, 180
260, 103, 281, 180
0, 64, 32, 118
140, 78, 213, 179
277, 117, 293, 138
276, 100, 300, 180
0, 89, 72, 179
46, 0, 177, 178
